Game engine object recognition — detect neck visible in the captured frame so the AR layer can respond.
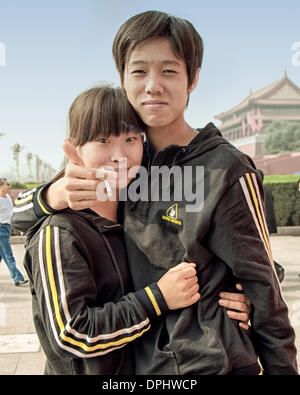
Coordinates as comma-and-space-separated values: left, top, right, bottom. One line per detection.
147, 119, 197, 153
91, 198, 119, 222
0, 190, 6, 198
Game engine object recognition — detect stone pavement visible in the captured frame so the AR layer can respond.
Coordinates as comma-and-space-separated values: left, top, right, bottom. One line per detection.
0, 236, 299, 375
0, 242, 45, 374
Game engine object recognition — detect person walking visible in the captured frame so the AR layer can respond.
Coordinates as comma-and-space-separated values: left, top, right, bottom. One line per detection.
0, 178, 28, 286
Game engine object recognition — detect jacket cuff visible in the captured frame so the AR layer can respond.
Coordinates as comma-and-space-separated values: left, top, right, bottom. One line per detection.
135, 283, 169, 320
33, 182, 58, 218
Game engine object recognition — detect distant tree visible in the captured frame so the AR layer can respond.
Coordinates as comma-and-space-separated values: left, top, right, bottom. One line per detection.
263, 121, 300, 154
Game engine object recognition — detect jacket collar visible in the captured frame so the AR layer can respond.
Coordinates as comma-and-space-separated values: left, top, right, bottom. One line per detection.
63, 208, 123, 234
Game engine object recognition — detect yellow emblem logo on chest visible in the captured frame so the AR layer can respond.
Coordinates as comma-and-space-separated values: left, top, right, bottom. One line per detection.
162, 204, 182, 226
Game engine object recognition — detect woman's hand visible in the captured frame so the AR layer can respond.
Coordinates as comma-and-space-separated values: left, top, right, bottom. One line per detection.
157, 262, 201, 310
218, 284, 252, 330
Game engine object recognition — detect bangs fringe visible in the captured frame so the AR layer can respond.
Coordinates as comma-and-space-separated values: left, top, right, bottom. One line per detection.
69, 85, 146, 146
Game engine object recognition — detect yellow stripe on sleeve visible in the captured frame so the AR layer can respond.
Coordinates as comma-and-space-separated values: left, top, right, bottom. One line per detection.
245, 173, 273, 260
37, 188, 52, 215
145, 286, 162, 316
14, 194, 33, 206
45, 226, 65, 333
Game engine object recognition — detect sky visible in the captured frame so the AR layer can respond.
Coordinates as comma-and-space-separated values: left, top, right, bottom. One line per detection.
0, 0, 300, 181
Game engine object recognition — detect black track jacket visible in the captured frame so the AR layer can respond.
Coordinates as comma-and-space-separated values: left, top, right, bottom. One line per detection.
22, 209, 168, 374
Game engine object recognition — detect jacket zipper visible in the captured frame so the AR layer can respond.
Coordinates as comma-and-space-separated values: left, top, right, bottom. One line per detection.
101, 233, 125, 295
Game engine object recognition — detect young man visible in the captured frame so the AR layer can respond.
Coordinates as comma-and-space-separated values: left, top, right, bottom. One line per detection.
0, 178, 28, 286
12, 11, 297, 374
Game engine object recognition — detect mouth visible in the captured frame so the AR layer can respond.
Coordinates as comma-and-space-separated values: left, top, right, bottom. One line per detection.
101, 165, 128, 172
142, 100, 168, 108
107, 167, 130, 174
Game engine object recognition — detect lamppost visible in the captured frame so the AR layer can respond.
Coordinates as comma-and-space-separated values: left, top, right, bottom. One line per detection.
10, 143, 24, 182
26, 152, 33, 181
35, 155, 42, 183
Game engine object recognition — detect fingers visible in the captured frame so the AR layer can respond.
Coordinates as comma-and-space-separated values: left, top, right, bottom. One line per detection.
186, 291, 201, 306
239, 322, 250, 331
181, 267, 198, 280
235, 284, 251, 309
68, 200, 98, 211
61, 140, 119, 211
219, 287, 251, 331
219, 291, 251, 312
63, 140, 83, 166
219, 291, 246, 303
233, 313, 250, 331
188, 283, 200, 296
218, 298, 249, 313
226, 310, 249, 323
169, 262, 197, 272
65, 162, 98, 180
170, 263, 200, 295
221, 304, 250, 330
179, 284, 201, 308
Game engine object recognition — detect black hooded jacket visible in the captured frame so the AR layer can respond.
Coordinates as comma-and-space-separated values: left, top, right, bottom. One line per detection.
121, 123, 297, 375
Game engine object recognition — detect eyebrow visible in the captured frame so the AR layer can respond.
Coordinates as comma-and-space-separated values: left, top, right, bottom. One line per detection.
128, 60, 181, 67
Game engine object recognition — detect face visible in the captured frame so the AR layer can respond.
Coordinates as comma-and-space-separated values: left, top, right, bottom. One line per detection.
122, 37, 199, 129
77, 132, 144, 191
0, 180, 10, 194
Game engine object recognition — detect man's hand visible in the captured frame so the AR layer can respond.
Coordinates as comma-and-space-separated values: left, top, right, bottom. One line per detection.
44, 140, 108, 211
218, 283, 251, 330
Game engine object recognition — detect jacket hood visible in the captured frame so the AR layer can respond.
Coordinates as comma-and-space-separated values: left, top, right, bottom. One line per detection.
174, 122, 231, 166
143, 123, 231, 167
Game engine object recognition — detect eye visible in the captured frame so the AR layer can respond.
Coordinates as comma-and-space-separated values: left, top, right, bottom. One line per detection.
163, 69, 176, 74
131, 70, 145, 75
126, 136, 138, 143
97, 137, 109, 143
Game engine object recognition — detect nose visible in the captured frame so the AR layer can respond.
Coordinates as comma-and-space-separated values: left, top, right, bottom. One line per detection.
145, 72, 163, 95
110, 143, 126, 163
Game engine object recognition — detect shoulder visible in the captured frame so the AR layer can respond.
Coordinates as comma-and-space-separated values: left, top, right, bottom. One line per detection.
194, 137, 258, 181
192, 124, 257, 176
26, 210, 96, 247
217, 140, 255, 169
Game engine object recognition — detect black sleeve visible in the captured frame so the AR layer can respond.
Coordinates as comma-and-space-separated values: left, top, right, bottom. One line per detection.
11, 182, 57, 232
207, 172, 298, 375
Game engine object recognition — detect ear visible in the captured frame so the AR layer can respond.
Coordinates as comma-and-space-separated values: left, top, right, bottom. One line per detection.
188, 68, 200, 94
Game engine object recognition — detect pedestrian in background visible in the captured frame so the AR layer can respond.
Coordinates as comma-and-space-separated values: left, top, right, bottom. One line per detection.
0, 178, 28, 286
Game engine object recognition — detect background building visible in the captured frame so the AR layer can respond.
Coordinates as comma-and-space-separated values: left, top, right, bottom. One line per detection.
214, 72, 300, 174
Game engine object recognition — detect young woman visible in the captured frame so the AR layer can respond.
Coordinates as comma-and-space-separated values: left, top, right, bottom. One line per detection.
23, 85, 200, 375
